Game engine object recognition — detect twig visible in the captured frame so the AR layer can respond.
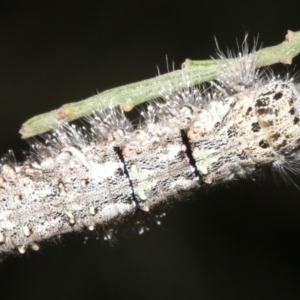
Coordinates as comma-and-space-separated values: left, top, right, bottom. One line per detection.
19, 30, 300, 139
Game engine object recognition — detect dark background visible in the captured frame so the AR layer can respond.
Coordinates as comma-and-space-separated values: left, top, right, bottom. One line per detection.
0, 1, 300, 299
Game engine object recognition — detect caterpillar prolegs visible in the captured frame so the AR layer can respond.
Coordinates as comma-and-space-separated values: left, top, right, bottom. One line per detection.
0, 40, 300, 258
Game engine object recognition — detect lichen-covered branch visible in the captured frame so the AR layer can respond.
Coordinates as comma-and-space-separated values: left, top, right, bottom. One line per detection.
19, 30, 300, 139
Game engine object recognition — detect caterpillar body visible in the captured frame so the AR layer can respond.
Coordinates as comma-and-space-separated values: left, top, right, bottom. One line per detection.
0, 40, 300, 258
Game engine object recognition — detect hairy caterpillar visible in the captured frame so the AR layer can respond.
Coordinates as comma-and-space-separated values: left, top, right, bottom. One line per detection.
0, 38, 299, 259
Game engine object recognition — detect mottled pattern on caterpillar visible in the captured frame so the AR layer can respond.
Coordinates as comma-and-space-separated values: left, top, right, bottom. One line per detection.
0, 41, 300, 258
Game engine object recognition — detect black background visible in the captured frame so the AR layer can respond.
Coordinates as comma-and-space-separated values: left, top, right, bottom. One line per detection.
1, 1, 300, 299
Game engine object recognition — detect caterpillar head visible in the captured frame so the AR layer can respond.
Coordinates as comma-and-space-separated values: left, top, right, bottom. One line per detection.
254, 80, 300, 176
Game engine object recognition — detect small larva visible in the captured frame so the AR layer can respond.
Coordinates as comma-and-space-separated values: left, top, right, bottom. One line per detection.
0, 37, 299, 259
